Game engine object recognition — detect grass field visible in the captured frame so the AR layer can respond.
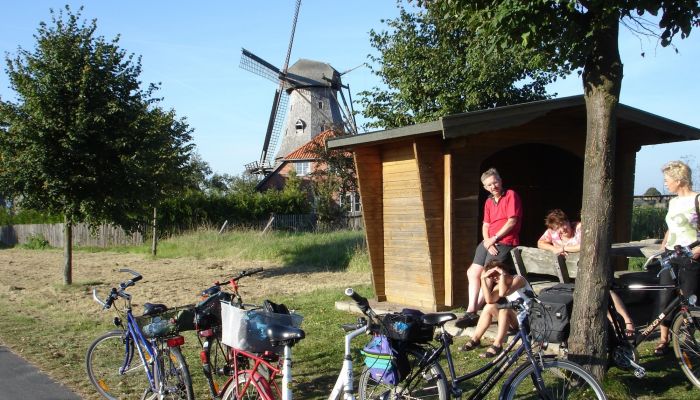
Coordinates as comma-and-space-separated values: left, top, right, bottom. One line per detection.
0, 229, 698, 399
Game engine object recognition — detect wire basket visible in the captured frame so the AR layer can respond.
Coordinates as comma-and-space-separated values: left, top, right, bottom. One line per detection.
220, 301, 303, 354
136, 304, 196, 338
381, 312, 434, 343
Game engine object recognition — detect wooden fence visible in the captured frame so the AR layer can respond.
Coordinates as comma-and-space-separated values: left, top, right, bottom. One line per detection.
0, 223, 144, 248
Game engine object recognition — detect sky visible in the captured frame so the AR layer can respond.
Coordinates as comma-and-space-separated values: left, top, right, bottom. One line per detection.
1, 1, 699, 195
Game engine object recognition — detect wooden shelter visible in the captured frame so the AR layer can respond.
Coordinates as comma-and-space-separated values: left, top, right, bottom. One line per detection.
327, 95, 700, 310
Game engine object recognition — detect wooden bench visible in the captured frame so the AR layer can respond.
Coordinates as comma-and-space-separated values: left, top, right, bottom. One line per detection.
510, 246, 578, 293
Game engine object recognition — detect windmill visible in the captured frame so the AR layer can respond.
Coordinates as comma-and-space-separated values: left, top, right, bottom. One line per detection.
241, 0, 358, 176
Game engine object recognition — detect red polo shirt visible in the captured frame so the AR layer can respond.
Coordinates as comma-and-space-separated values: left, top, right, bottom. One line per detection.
484, 189, 522, 246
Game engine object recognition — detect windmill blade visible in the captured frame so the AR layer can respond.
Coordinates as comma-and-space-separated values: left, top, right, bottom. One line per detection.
258, 89, 290, 167
338, 86, 358, 134
282, 0, 302, 73
240, 48, 281, 84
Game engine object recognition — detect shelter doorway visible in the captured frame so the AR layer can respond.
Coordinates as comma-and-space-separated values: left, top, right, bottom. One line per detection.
479, 144, 584, 247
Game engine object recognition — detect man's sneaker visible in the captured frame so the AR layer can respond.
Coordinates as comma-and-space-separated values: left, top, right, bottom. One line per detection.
454, 312, 479, 329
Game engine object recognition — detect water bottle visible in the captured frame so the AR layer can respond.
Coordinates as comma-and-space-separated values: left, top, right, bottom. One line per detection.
143, 317, 173, 337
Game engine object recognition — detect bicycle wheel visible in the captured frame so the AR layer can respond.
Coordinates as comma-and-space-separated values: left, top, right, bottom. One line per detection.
501, 359, 606, 400
220, 370, 273, 400
358, 348, 448, 400
140, 344, 194, 400
86, 330, 151, 400
202, 335, 232, 396
671, 311, 700, 388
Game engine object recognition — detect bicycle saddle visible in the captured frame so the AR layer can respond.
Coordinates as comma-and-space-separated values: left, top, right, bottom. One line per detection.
266, 324, 305, 343
143, 302, 168, 316
421, 312, 457, 327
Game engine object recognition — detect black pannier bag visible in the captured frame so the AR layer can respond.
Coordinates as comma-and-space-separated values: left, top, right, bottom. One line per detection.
529, 283, 574, 343
194, 291, 231, 330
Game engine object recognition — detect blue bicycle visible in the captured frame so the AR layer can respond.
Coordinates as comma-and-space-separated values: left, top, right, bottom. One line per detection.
86, 269, 195, 400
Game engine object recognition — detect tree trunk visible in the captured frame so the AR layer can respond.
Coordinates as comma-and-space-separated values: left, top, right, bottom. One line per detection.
151, 207, 157, 256
63, 216, 73, 285
568, 12, 623, 381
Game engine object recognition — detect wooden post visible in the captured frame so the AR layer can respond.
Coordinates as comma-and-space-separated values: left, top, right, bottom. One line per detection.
151, 207, 157, 256
63, 216, 72, 285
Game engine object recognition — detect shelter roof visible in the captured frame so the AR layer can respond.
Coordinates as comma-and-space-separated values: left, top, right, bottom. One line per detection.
328, 95, 700, 149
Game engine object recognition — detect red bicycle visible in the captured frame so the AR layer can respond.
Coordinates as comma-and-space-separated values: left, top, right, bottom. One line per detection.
193, 268, 303, 400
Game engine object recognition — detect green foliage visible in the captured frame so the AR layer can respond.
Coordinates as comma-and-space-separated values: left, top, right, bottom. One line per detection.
20, 233, 51, 249
0, 6, 194, 233
631, 205, 667, 241
643, 187, 662, 196
0, 208, 62, 225
156, 186, 311, 236
360, 2, 554, 129
306, 130, 357, 227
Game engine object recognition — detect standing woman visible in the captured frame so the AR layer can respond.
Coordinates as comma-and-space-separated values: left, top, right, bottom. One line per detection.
655, 160, 700, 355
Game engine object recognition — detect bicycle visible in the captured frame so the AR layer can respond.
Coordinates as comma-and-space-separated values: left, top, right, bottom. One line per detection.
207, 287, 382, 399
607, 241, 700, 387
86, 269, 195, 400
349, 289, 607, 399
193, 267, 275, 399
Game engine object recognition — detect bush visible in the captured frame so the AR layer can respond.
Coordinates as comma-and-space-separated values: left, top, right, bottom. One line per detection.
21, 234, 51, 250
631, 206, 666, 241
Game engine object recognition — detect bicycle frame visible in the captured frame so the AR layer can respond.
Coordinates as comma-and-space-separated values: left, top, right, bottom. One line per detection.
399, 305, 553, 399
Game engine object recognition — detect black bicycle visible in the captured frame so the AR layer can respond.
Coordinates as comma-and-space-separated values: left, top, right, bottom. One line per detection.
348, 291, 607, 400
608, 241, 700, 388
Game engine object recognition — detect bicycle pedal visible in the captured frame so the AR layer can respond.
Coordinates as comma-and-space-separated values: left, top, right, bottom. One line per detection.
633, 367, 646, 378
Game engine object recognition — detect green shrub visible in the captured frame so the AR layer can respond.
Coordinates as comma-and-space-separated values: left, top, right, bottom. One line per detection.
631, 206, 666, 241
21, 234, 51, 249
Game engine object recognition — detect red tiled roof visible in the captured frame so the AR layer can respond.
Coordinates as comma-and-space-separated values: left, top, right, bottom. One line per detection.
284, 129, 337, 160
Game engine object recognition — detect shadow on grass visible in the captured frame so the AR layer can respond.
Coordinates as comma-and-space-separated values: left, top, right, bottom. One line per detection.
609, 352, 697, 397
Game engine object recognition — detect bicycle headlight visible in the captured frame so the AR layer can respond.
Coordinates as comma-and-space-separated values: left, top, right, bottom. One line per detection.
689, 294, 697, 306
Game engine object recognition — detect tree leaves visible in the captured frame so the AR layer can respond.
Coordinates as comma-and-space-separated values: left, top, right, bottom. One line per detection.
0, 5, 195, 233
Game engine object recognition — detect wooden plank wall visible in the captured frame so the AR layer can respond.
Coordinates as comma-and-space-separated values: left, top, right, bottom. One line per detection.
354, 148, 385, 300
382, 143, 435, 308
414, 137, 446, 309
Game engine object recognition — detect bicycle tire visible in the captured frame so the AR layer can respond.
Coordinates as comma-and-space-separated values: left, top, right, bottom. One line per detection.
202, 334, 232, 396
86, 330, 151, 400
220, 370, 273, 400
358, 348, 448, 400
671, 311, 700, 389
500, 358, 607, 400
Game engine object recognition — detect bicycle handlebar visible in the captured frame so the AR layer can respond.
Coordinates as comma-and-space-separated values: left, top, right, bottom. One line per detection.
345, 288, 378, 320
496, 297, 525, 311
647, 241, 700, 276
93, 269, 142, 309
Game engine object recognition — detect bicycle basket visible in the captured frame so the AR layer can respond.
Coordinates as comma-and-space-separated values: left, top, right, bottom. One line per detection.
220, 301, 303, 354
361, 334, 409, 385
137, 304, 196, 338
381, 309, 433, 343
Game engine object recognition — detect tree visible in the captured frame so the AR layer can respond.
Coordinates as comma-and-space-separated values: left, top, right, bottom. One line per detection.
359, 2, 556, 129
426, 0, 700, 378
0, 6, 194, 283
308, 130, 358, 227
643, 187, 662, 196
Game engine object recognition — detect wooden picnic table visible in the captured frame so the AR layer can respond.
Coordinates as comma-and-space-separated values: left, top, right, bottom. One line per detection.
610, 239, 663, 259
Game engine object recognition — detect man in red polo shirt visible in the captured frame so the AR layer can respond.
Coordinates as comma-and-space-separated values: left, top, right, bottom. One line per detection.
455, 168, 523, 329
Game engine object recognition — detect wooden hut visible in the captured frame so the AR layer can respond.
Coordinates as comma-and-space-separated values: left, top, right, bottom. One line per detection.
327, 95, 700, 311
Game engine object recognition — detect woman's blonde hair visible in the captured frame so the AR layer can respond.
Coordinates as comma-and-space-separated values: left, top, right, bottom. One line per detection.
662, 160, 693, 189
